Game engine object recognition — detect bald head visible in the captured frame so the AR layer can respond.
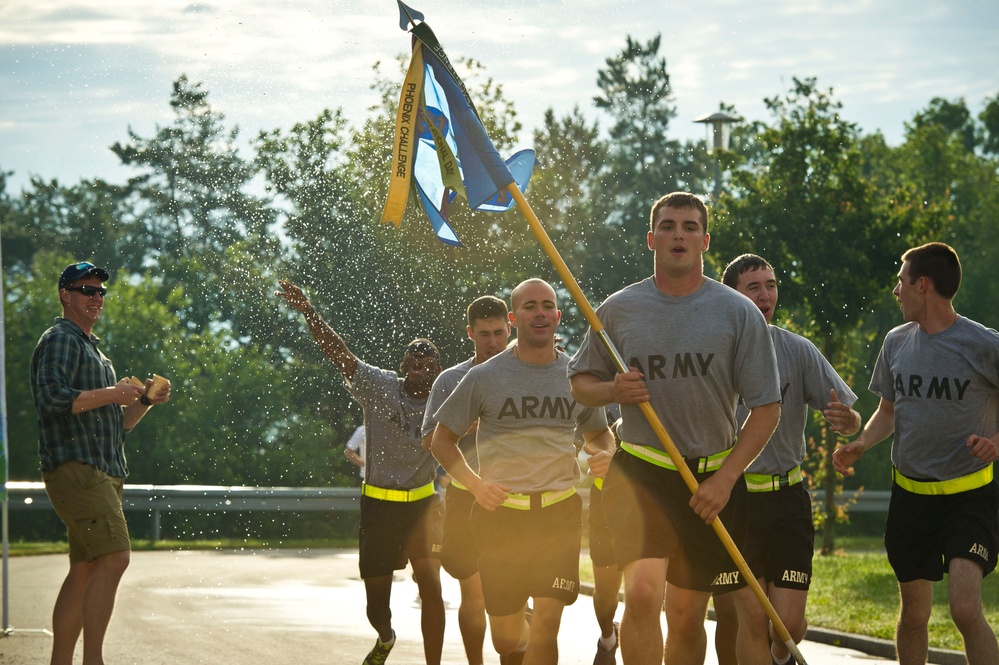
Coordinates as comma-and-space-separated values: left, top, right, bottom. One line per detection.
509, 279, 561, 359
511, 278, 557, 311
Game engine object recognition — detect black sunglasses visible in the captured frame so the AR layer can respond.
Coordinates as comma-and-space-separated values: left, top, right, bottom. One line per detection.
64, 285, 107, 297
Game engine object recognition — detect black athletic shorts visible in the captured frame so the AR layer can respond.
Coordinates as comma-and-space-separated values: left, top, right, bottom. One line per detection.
885, 480, 999, 583
743, 483, 814, 589
358, 494, 443, 579
441, 484, 480, 580
602, 450, 750, 593
471, 493, 582, 616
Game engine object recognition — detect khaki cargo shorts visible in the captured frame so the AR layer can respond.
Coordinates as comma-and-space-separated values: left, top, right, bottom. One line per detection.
43, 461, 130, 563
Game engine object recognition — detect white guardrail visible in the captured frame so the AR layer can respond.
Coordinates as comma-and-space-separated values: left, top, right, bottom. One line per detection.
3, 481, 890, 542
4, 481, 361, 542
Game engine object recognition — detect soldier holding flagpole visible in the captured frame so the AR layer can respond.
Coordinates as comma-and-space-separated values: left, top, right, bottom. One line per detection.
568, 194, 781, 665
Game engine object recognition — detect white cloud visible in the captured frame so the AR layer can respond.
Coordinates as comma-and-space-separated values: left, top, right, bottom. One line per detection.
1, 0, 997, 191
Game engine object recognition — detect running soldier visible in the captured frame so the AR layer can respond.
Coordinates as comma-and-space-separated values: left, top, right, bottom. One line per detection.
713, 253, 861, 665
432, 279, 614, 665
568, 193, 781, 665
421, 295, 511, 665
833, 242, 999, 664
277, 280, 445, 665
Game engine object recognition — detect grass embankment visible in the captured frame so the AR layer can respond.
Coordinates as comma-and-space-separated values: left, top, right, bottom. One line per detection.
11, 536, 998, 651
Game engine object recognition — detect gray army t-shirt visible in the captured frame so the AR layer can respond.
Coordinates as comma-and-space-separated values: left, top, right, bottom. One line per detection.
567, 277, 780, 459
870, 316, 999, 481
346, 360, 437, 490
422, 357, 479, 471
435, 348, 607, 494
740, 325, 858, 475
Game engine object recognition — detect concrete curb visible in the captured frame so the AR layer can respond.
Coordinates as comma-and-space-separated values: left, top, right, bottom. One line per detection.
799, 625, 964, 665
578, 582, 966, 665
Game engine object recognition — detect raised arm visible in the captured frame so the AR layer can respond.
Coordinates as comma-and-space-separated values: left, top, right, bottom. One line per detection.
276, 280, 358, 380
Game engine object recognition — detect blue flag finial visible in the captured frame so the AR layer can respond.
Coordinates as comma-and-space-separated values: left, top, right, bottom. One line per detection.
397, 1, 424, 31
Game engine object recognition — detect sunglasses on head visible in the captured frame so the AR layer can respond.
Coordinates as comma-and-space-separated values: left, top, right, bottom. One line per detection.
64, 285, 107, 297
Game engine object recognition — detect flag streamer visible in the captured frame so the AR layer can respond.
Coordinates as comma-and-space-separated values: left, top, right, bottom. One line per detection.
380, 42, 426, 228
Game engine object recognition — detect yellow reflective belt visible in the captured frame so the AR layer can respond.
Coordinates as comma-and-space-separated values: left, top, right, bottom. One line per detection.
592, 477, 604, 491
450, 479, 468, 491
620, 441, 731, 473
362, 481, 435, 502
892, 465, 993, 496
501, 487, 576, 511
745, 465, 803, 493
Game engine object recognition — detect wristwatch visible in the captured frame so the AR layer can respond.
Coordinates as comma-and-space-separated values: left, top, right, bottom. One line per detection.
140, 394, 152, 406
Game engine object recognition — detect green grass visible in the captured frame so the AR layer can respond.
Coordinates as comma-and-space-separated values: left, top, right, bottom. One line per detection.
580, 536, 999, 653
807, 539, 999, 652
12, 536, 998, 651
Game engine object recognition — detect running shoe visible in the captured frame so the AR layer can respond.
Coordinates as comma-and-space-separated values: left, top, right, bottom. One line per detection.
592, 622, 620, 665
362, 631, 394, 665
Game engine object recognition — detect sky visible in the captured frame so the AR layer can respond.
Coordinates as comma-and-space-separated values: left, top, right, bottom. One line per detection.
1, 0, 997, 194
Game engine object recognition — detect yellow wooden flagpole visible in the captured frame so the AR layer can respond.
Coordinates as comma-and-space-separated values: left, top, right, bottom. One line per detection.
506, 183, 808, 665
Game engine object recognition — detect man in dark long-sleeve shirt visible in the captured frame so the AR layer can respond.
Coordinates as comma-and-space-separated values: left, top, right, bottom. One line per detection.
30, 261, 172, 665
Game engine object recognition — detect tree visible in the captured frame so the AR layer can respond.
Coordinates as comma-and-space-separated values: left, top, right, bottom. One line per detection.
0, 176, 129, 277
525, 106, 627, 344
857, 96, 999, 336
910, 97, 978, 152
253, 104, 388, 435
892, 96, 999, 330
710, 78, 941, 552
979, 92, 999, 155
111, 75, 279, 332
594, 35, 699, 231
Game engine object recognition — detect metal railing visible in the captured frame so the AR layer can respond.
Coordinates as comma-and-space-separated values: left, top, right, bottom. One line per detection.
4, 481, 890, 542
4, 481, 360, 542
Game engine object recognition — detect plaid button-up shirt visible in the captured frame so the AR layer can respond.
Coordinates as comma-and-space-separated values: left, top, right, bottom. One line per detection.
30, 318, 128, 477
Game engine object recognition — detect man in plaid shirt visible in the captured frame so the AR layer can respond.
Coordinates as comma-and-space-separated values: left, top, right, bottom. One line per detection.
30, 261, 172, 665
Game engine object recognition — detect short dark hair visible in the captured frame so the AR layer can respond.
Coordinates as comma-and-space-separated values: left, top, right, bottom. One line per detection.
403, 338, 439, 358
901, 242, 961, 299
722, 254, 775, 289
650, 192, 710, 233
466, 295, 508, 328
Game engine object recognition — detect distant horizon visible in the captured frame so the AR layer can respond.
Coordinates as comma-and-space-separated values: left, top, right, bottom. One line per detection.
2, 0, 997, 193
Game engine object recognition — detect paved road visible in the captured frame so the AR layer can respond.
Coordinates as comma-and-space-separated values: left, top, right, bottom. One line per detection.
1, 549, 901, 664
